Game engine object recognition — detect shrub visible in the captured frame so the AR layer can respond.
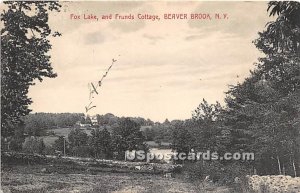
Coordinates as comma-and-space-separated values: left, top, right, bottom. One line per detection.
71, 146, 93, 157
182, 161, 208, 181
9, 137, 24, 151
183, 161, 248, 185
22, 136, 45, 154
44, 145, 55, 155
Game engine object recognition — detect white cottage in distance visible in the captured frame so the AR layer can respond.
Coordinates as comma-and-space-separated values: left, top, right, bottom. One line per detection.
91, 116, 98, 126
75, 115, 98, 128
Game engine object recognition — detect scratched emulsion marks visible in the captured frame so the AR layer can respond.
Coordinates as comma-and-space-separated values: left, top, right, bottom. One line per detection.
84, 55, 120, 114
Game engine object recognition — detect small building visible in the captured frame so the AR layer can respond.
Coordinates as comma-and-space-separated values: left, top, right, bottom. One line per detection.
91, 116, 98, 126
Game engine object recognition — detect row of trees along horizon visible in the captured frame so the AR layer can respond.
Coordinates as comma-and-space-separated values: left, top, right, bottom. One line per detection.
1, 1, 300, 184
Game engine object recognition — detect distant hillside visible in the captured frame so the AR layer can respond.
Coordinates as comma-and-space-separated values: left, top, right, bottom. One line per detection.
24, 113, 183, 147
23, 113, 85, 135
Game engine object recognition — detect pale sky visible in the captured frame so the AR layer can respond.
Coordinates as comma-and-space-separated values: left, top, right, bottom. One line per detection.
28, 1, 272, 122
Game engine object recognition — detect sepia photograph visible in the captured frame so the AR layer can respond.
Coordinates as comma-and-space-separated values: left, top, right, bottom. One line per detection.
1, 1, 300, 192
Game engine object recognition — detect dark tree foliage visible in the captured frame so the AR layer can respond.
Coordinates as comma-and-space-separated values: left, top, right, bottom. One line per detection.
90, 128, 113, 159
53, 136, 68, 154
175, 1, 300, 182
172, 122, 194, 156
85, 115, 92, 125
68, 128, 88, 148
143, 127, 155, 141
68, 128, 92, 157
22, 136, 45, 155
1, 1, 61, 137
112, 118, 146, 160
23, 113, 84, 134
192, 99, 223, 152
225, 1, 300, 176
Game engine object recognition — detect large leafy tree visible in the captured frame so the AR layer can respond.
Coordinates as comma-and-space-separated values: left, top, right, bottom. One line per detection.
112, 118, 146, 160
68, 128, 88, 148
172, 122, 193, 156
1, 1, 61, 137
225, 1, 300, 176
253, 1, 300, 176
191, 99, 223, 152
68, 128, 92, 157
90, 128, 113, 159
53, 135, 69, 155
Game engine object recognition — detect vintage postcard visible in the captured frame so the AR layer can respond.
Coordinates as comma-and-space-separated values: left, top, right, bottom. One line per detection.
1, 1, 300, 193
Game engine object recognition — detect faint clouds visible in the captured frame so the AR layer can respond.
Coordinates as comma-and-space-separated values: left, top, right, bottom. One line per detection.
85, 32, 106, 44
187, 1, 268, 38
143, 34, 164, 41
109, 20, 146, 33
185, 35, 205, 41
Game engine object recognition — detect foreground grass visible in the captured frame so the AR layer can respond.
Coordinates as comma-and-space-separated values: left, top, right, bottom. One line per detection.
1, 164, 214, 193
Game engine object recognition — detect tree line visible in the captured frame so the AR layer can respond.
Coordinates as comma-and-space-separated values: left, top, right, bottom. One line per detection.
21, 118, 147, 161
23, 113, 84, 135
171, 1, 300, 183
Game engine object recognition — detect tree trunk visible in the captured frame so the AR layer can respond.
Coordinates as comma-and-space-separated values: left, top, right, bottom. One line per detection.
277, 155, 282, 175
292, 158, 297, 177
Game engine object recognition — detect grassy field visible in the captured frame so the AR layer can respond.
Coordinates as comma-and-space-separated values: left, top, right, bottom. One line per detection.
1, 164, 232, 193
43, 128, 93, 146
